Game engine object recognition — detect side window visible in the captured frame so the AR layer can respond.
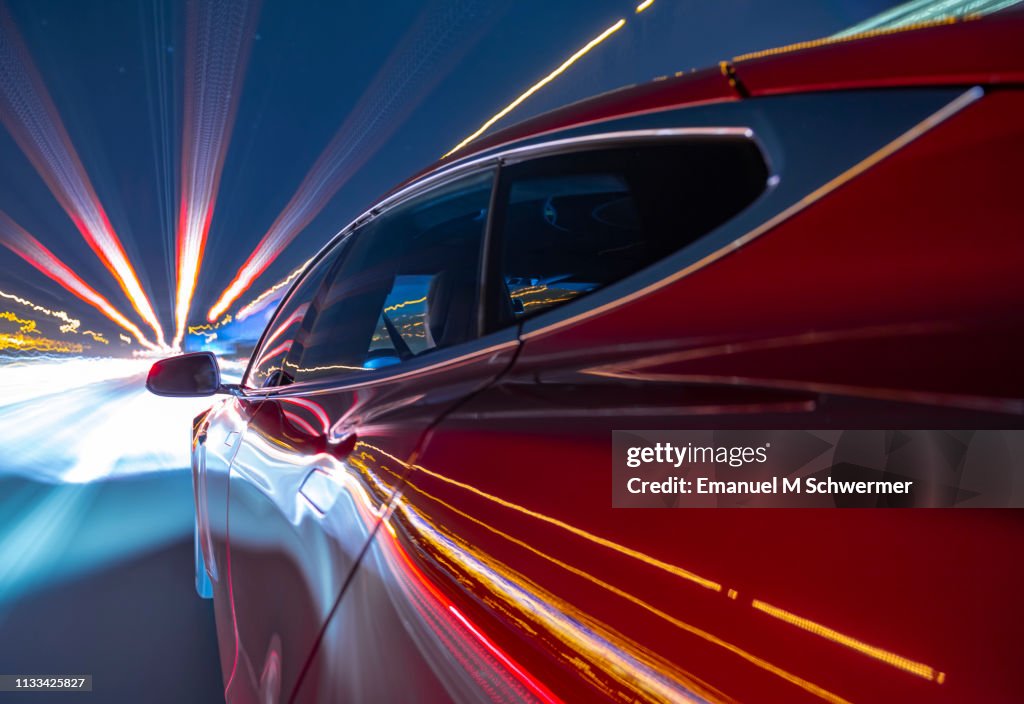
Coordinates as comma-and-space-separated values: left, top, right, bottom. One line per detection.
282, 169, 494, 384
244, 246, 342, 389
495, 138, 768, 323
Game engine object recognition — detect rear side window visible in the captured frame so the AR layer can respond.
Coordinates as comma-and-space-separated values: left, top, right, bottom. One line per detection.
280, 169, 494, 384
494, 138, 768, 324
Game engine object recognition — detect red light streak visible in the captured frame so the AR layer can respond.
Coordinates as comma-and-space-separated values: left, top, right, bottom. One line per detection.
385, 520, 563, 704
0, 6, 165, 346
0, 211, 158, 350
172, 0, 260, 348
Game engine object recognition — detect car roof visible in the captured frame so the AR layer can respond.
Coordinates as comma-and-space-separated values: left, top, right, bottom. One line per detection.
388, 9, 1023, 197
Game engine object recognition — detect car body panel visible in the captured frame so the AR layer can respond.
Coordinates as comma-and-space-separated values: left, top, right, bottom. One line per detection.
223, 330, 519, 701
733, 10, 1024, 95
193, 396, 260, 683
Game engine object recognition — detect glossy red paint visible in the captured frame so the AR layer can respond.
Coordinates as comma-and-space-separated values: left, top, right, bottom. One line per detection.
167, 13, 1024, 704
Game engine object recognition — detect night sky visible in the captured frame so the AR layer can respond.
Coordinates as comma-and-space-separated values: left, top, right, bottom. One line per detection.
0, 0, 901, 354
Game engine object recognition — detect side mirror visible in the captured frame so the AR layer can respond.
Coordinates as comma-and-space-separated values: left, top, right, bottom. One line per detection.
147, 352, 222, 397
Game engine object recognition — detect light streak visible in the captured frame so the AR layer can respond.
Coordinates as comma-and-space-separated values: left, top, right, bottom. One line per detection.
0, 357, 217, 483
0, 291, 107, 344
118, 334, 132, 345
207, 0, 500, 321
188, 314, 232, 344
234, 257, 312, 321
380, 507, 566, 704
510, 284, 548, 298
187, 314, 232, 335
354, 440, 721, 591
751, 600, 945, 683
396, 479, 844, 704
0, 6, 165, 345
635, 0, 655, 13
0, 310, 36, 334
278, 396, 330, 434
81, 330, 109, 344
384, 295, 427, 313
287, 362, 367, 374
172, 0, 260, 348
442, 18, 627, 158
0, 333, 82, 353
522, 295, 575, 309
416, 462, 720, 591
0, 288, 80, 333
0, 211, 158, 350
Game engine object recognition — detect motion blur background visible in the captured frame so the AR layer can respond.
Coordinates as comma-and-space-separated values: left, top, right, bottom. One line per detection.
0, 1, 1017, 701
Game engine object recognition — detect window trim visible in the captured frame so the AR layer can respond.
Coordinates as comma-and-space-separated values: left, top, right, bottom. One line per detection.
241, 236, 350, 392
480, 130, 771, 334
240, 87, 982, 395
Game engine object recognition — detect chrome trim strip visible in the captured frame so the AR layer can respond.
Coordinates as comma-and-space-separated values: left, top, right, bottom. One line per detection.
492, 126, 755, 164
301, 128, 763, 253
265, 337, 520, 398
352, 127, 762, 227
437, 95, 740, 173
519, 86, 985, 342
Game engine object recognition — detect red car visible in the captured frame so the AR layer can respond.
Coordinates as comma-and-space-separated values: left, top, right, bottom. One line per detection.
148, 12, 1024, 704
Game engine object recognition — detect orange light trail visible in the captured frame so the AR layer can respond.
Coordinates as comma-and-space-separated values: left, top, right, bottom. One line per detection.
0, 310, 36, 334
0, 5, 165, 346
0, 332, 83, 354
384, 295, 427, 313
751, 600, 945, 683
381, 510, 564, 704
81, 330, 109, 344
394, 479, 844, 704
413, 458, 721, 592
0, 211, 158, 350
403, 460, 943, 692
187, 314, 231, 336
0, 291, 108, 343
172, 0, 260, 348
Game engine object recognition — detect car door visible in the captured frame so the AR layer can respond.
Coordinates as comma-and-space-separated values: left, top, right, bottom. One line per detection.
197, 239, 345, 688
223, 167, 521, 703
311, 87, 1024, 703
